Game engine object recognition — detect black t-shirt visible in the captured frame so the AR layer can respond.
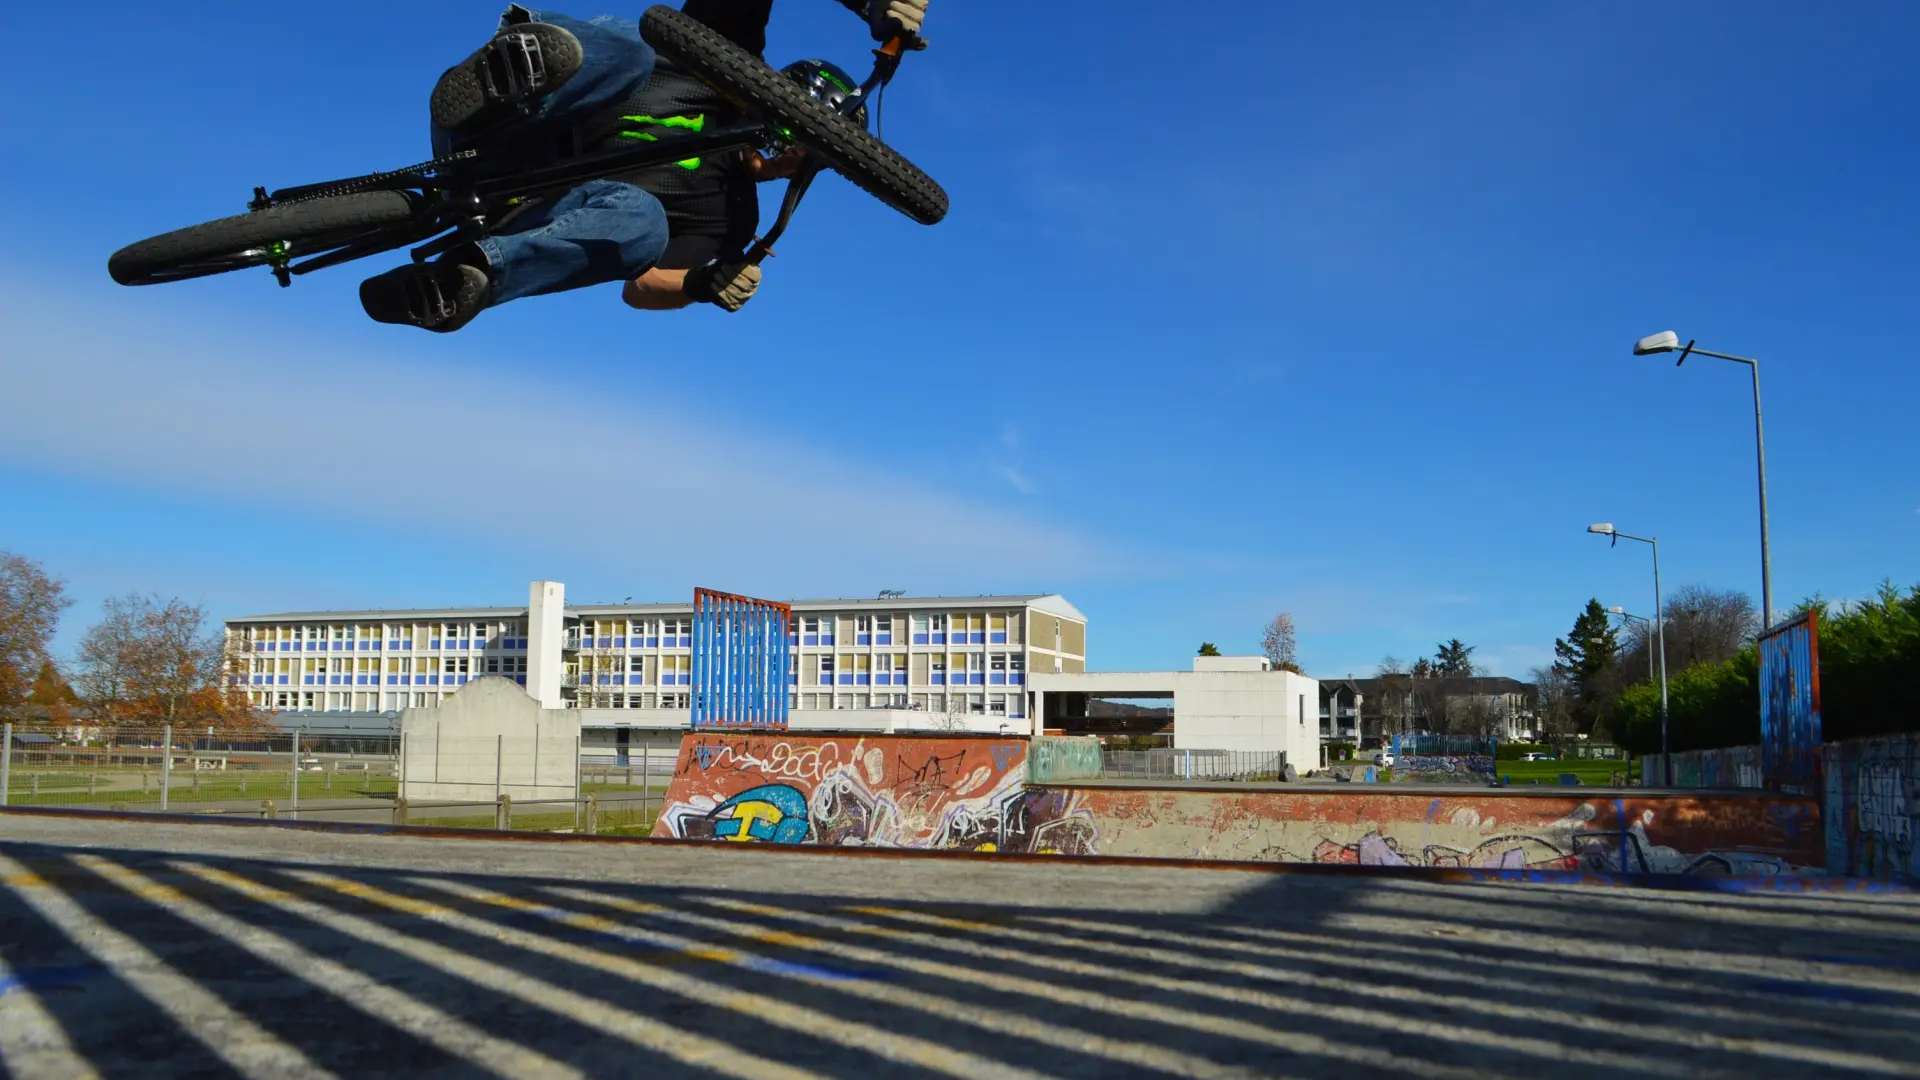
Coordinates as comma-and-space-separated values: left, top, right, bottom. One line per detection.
592, 0, 865, 269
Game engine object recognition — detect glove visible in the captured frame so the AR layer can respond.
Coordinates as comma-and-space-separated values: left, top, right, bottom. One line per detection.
682, 259, 762, 312
867, 0, 928, 42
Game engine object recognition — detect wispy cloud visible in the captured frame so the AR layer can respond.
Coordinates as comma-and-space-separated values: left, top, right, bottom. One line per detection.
0, 272, 1115, 588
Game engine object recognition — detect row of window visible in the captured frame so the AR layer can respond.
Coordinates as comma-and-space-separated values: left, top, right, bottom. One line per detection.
251, 637, 531, 653
244, 621, 526, 642
257, 688, 1029, 717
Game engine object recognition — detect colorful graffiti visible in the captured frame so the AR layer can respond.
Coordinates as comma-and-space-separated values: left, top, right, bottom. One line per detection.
1758, 608, 1822, 791
1393, 755, 1496, 783
654, 734, 1097, 854
1026, 736, 1103, 783
1825, 732, 1920, 882
1069, 789, 1824, 875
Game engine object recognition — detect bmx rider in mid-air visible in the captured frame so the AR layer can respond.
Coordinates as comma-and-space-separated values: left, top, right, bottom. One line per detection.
358, 0, 929, 333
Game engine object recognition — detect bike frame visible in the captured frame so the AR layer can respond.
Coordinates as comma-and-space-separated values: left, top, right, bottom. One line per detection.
248, 37, 907, 288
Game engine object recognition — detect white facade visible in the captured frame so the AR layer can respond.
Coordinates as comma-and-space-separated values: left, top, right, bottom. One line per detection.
227, 582, 1087, 731
1028, 657, 1321, 765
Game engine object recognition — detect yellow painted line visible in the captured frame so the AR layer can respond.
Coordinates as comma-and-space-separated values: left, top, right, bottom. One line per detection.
697, 897, 1504, 1080
181, 863, 810, 1080
850, 905, 1920, 1079
545, 885, 1268, 1080
0, 852, 335, 1080
394, 874, 1049, 1080
68, 856, 581, 1080
0, 952, 100, 1080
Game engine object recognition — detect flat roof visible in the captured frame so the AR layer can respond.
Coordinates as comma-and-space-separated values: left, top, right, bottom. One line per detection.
228, 594, 1086, 624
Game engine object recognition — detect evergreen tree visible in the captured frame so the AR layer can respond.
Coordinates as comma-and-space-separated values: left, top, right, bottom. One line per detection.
1553, 598, 1619, 734
1433, 639, 1477, 676
1197, 642, 1222, 656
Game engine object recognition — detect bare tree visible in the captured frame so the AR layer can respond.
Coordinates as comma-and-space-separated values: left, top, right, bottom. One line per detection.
1375, 656, 1407, 676
0, 552, 70, 717
1529, 664, 1579, 753
929, 693, 970, 732
74, 594, 143, 722
1261, 613, 1301, 673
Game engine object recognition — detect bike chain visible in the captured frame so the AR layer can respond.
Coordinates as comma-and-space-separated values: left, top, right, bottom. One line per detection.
265, 149, 479, 207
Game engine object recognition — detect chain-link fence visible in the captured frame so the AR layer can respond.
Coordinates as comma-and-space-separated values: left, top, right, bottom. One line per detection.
0, 722, 662, 836
1101, 749, 1287, 781
0, 723, 398, 816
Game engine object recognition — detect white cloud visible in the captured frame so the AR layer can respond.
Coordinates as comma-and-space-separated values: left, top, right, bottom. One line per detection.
0, 273, 1112, 588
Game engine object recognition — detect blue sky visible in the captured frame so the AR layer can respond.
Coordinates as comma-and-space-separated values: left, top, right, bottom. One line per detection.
3, 1, 1916, 679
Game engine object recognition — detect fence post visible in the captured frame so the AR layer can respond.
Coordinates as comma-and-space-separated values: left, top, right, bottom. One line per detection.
262, 800, 276, 819
495, 733, 503, 804
586, 791, 599, 835
160, 724, 171, 812
1, 721, 11, 808
573, 735, 582, 832
290, 729, 300, 819
397, 730, 408, 802
393, 796, 409, 826
496, 793, 511, 831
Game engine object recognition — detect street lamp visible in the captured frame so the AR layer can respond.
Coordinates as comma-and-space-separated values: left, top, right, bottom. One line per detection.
1631, 331, 1773, 629
1588, 523, 1671, 785
1605, 606, 1655, 682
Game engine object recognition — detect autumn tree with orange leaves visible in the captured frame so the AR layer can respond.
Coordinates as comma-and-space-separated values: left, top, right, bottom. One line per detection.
73, 594, 266, 732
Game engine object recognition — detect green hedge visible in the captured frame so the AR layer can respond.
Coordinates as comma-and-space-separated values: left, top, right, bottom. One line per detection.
1610, 582, 1920, 755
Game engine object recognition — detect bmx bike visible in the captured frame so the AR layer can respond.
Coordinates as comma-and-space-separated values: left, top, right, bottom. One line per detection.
107, 5, 946, 289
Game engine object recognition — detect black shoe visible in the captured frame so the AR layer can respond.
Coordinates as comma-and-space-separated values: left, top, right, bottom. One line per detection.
430, 22, 585, 135
360, 261, 491, 333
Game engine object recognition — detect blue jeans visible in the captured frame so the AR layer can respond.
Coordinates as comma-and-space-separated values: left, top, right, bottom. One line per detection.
436, 9, 671, 306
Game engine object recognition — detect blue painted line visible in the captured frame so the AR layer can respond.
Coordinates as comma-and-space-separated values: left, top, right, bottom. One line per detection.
0, 964, 107, 995
1739, 976, 1914, 1006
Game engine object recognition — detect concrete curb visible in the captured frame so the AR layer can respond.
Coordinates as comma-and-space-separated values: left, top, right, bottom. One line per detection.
0, 804, 1905, 895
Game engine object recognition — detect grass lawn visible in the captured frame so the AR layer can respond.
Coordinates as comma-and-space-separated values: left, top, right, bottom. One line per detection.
1496, 759, 1638, 786
4, 770, 398, 806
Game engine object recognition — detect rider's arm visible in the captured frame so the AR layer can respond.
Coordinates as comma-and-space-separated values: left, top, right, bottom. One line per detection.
623, 268, 696, 311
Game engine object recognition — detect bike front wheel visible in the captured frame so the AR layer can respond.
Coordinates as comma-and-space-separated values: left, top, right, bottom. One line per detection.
108, 191, 420, 286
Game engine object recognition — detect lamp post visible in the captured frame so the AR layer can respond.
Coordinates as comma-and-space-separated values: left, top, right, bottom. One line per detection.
1631, 331, 1773, 630
1605, 607, 1655, 682
1589, 524, 1670, 785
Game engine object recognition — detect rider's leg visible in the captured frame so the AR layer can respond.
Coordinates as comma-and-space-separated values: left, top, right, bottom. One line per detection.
431, 8, 658, 154
477, 178, 670, 305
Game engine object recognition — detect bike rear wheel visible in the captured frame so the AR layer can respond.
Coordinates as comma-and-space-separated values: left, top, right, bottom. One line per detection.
108, 191, 420, 286
639, 5, 948, 226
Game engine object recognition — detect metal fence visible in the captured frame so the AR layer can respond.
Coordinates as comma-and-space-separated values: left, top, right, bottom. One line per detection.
1100, 749, 1287, 782
0, 722, 661, 836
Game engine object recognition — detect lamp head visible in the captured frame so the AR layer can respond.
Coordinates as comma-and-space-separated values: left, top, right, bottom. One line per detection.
1606, 606, 1625, 615
1587, 523, 1615, 535
1633, 331, 1681, 356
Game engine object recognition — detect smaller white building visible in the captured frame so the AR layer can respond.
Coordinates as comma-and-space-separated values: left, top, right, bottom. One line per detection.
1028, 657, 1320, 768
399, 677, 580, 804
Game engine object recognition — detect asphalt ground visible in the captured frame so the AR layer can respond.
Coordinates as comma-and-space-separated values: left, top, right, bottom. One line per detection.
0, 814, 1916, 1079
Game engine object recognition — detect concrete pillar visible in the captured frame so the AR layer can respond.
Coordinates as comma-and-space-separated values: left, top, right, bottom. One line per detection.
526, 580, 566, 709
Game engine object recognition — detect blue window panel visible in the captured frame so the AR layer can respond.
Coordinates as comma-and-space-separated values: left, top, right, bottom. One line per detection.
458, 676, 468, 685
912, 633, 929, 645
679, 674, 693, 686
1010, 673, 1026, 685
837, 674, 853, 685
597, 637, 611, 649
678, 636, 692, 648
1010, 708, 1026, 719
820, 636, 835, 647
515, 675, 527, 685
430, 640, 441, 649
989, 674, 1007, 685
789, 634, 800, 646
970, 633, 986, 645
262, 642, 273, 652
931, 633, 946, 645
895, 674, 910, 686
278, 676, 289, 685
389, 641, 402, 650
614, 637, 626, 648
614, 675, 626, 685
431, 675, 443, 685
855, 675, 870, 686
969, 674, 986, 686
788, 672, 799, 684
641, 637, 655, 647
385, 676, 397, 685
802, 635, 818, 647
990, 633, 1007, 644
302, 676, 313, 686
856, 634, 871, 646
877, 634, 893, 646
931, 674, 946, 685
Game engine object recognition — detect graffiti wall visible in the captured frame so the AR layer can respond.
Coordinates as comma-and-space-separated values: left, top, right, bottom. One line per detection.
1823, 732, 1920, 882
1026, 736, 1104, 783
1067, 788, 1824, 875
1643, 745, 1764, 790
652, 733, 1097, 854
1392, 755, 1497, 784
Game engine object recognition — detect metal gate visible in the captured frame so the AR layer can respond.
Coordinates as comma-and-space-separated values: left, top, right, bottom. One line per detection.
689, 588, 792, 731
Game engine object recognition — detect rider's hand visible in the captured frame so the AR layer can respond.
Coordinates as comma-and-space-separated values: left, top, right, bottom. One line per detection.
683, 259, 762, 313
746, 147, 810, 182
867, 0, 928, 43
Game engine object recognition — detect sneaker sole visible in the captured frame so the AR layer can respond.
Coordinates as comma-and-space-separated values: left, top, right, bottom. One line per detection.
430, 23, 585, 134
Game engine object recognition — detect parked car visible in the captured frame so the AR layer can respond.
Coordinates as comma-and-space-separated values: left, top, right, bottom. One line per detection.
1520, 752, 1557, 762
1372, 751, 1395, 767
297, 757, 326, 772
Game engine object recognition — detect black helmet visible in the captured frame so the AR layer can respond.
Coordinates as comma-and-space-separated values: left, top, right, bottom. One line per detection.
783, 58, 865, 125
